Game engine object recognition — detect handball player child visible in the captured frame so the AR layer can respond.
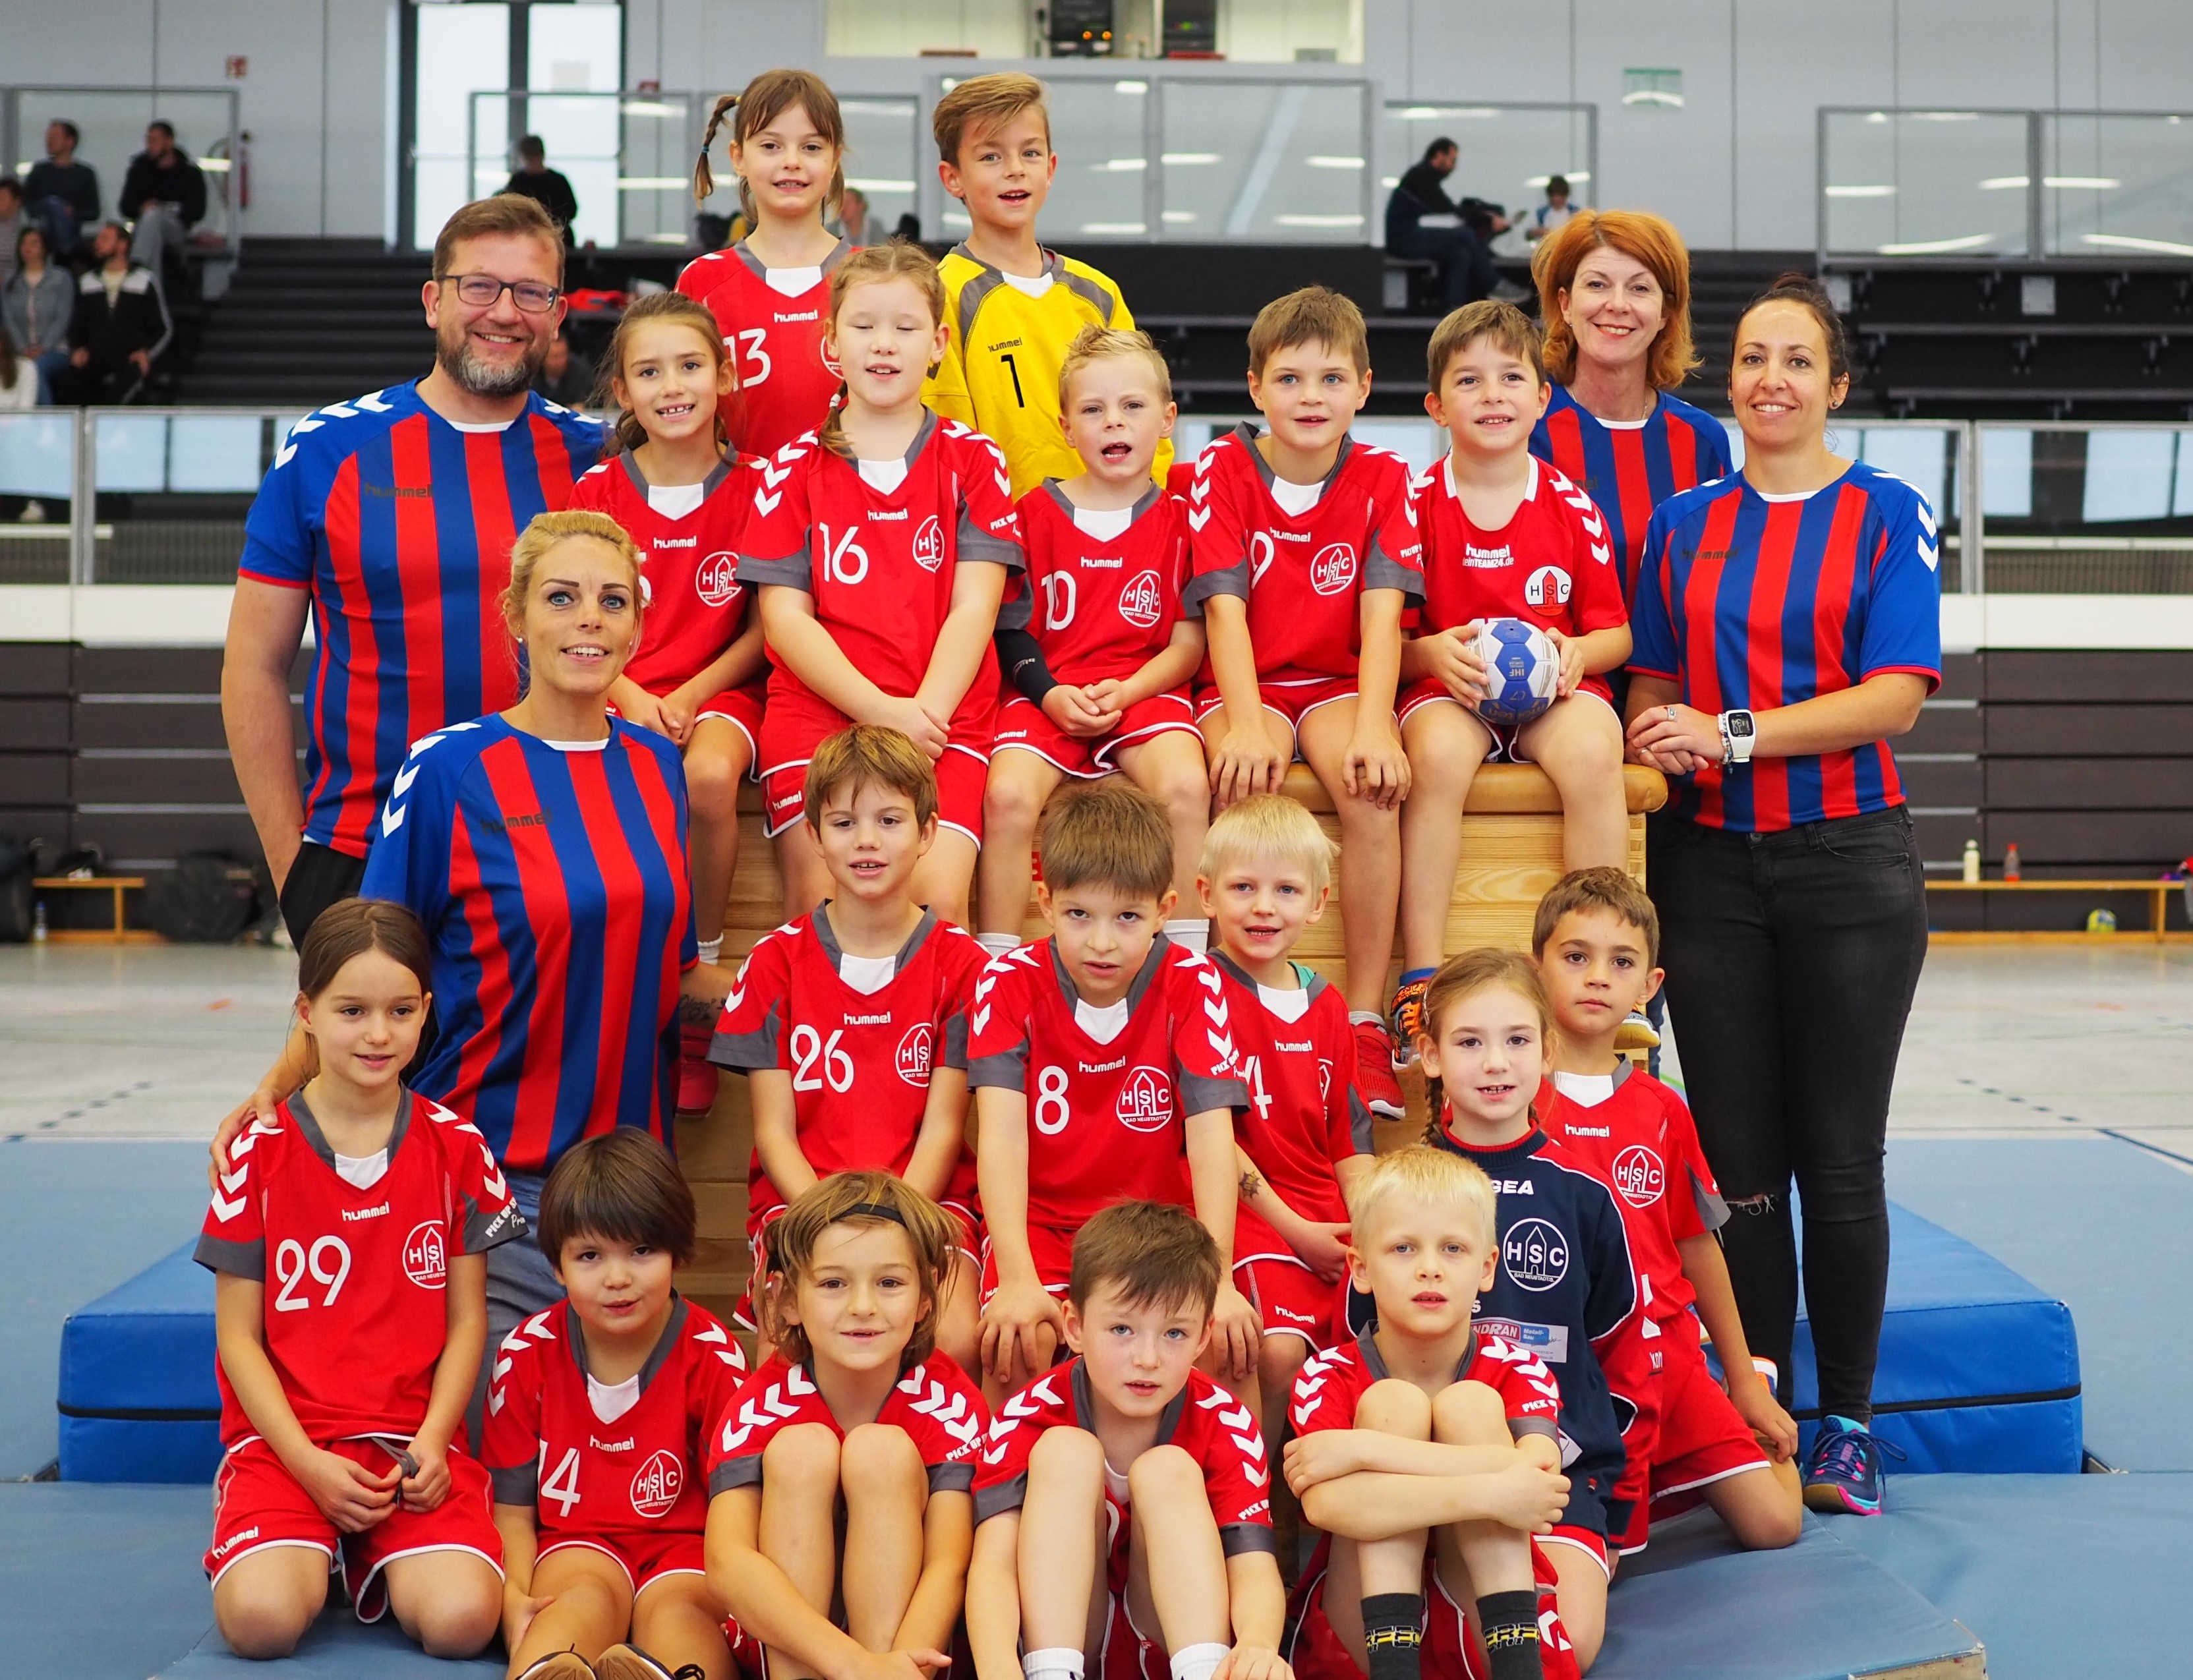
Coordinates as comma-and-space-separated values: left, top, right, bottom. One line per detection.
570, 290, 768, 1116
966, 782, 1256, 1403
196, 900, 525, 1660
709, 726, 990, 1375
704, 1173, 987, 1680
979, 325, 1209, 954
740, 241, 1024, 928
1531, 869, 1801, 1555
1284, 1148, 1576, 1680
1415, 950, 1646, 1672
682, 69, 857, 458
925, 72, 1172, 499
1194, 794, 1372, 1461
1391, 302, 1630, 1050
966, 1201, 1289, 1680
1184, 285, 1422, 1121
486, 1131, 750, 1680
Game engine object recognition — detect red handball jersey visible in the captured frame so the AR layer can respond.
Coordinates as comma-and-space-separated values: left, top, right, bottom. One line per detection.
974, 1360, 1275, 1579
1289, 1329, 1564, 1443
676, 238, 852, 460
566, 452, 757, 698
1544, 1066, 1726, 1328
1181, 425, 1422, 688
739, 412, 1024, 723
1532, 385, 1733, 604
194, 1088, 527, 1448
1412, 454, 1629, 703
999, 482, 1190, 687
705, 1352, 987, 1497
483, 1296, 747, 1539
707, 906, 989, 1216
964, 937, 1248, 1229
1209, 953, 1371, 1267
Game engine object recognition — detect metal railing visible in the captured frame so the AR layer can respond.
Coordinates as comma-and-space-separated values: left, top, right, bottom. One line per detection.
3, 85, 243, 262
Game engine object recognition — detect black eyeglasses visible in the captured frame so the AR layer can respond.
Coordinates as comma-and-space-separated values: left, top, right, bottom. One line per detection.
438, 274, 562, 313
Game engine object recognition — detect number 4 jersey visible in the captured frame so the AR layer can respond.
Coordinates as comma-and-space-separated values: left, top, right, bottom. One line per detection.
194, 1087, 528, 1447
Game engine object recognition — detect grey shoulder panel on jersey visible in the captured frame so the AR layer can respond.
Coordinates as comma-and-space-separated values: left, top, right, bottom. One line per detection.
973, 1470, 1028, 1525
966, 1047, 1030, 1091
1180, 562, 1249, 613
194, 1231, 264, 1282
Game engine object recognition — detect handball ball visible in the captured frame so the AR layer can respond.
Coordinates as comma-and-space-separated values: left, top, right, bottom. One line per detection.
1471, 618, 1560, 728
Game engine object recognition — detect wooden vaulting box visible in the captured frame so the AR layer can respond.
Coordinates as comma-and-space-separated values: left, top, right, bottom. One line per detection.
674, 764, 1667, 1320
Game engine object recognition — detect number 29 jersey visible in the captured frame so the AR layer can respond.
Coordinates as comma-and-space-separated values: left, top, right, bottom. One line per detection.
193, 1087, 528, 1448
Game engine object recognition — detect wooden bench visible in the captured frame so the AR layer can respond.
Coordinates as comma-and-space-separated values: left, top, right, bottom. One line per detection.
674, 764, 1668, 1318
1926, 877, 2185, 942
32, 876, 158, 944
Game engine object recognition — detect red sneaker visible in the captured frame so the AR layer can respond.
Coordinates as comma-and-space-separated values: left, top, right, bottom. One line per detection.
1353, 1018, 1405, 1120
676, 1021, 718, 1116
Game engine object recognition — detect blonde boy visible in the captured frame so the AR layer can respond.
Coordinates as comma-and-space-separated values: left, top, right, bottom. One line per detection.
1183, 285, 1422, 1121
926, 73, 1173, 498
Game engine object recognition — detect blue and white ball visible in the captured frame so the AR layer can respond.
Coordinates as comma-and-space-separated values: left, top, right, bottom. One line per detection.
1471, 618, 1560, 728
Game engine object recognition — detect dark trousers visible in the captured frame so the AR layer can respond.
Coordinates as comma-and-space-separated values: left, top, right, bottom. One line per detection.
1652, 805, 1929, 1424
276, 838, 366, 947
1389, 221, 1501, 309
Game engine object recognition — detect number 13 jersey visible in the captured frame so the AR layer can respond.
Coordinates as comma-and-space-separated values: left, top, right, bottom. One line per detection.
676, 237, 852, 461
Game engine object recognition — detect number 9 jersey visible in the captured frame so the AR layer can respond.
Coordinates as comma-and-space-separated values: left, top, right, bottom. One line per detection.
194, 1089, 529, 1448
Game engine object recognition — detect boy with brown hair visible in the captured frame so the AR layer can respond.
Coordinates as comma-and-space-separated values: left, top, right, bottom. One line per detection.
1184, 285, 1422, 1122
967, 1200, 1290, 1680
925, 72, 1172, 498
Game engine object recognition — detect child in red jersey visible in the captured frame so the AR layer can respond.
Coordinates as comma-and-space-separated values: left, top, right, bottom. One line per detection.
1194, 794, 1372, 1461
709, 726, 990, 1376
1530, 869, 1801, 1557
740, 241, 1024, 929
705, 1172, 987, 1680
487, 1132, 749, 1680
1183, 286, 1422, 1124
570, 291, 769, 1117
968, 1201, 1289, 1680
196, 901, 524, 1660
967, 782, 1257, 1403
682, 69, 857, 459
1284, 1149, 1577, 1680
1391, 303, 1633, 1052
979, 326, 1209, 954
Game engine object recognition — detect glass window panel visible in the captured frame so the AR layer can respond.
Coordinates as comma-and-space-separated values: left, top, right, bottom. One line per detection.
415, 3, 512, 248
1721, 419, 1745, 471
2043, 113, 2193, 260
1854, 427, 1952, 515
525, 9, 622, 248
1043, 80, 1151, 239
0, 413, 76, 500
94, 413, 168, 493
168, 415, 266, 494
15, 90, 240, 245
2176, 433, 2193, 517
1821, 110, 2031, 258
2082, 430, 2176, 523
1981, 426, 2033, 518
1160, 82, 1367, 243
1381, 104, 1592, 256
839, 99, 920, 243
618, 95, 700, 246
1217, 0, 1363, 65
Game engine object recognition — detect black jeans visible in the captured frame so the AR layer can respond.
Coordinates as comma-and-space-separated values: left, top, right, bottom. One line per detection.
1389, 221, 1501, 308
1651, 805, 1929, 1424
276, 838, 367, 948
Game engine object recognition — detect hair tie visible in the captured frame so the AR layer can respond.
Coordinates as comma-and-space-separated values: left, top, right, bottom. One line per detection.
845, 1200, 908, 1226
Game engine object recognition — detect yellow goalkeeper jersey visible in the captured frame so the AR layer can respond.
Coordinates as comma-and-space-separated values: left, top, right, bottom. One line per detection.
924, 244, 1175, 500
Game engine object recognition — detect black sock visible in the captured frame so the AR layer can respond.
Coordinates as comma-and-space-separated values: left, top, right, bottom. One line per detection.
1360, 1592, 1424, 1680
1477, 1589, 1543, 1680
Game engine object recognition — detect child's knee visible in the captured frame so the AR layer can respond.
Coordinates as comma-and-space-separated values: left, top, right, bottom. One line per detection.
1259, 1333, 1309, 1395
214, 1571, 323, 1660
840, 1420, 925, 1492
1430, 1378, 1507, 1445
1026, 1423, 1105, 1495
686, 749, 740, 815
1355, 1377, 1434, 1437
1124, 1442, 1205, 1509
406, 1586, 500, 1660
763, 1420, 844, 1492
983, 763, 1045, 835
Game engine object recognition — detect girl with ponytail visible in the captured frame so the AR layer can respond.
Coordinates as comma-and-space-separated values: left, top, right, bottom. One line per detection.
678, 69, 856, 458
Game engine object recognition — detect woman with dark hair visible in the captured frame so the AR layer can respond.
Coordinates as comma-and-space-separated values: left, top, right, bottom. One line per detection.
3, 222, 74, 402
1625, 275, 1939, 1519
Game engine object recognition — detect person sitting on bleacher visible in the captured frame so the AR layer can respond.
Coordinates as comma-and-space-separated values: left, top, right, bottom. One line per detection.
1183, 285, 1422, 1122
118, 121, 207, 283
1384, 139, 1524, 312
58, 220, 169, 404
24, 119, 99, 256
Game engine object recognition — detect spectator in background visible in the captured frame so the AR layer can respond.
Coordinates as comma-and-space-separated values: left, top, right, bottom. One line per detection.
61, 221, 170, 403
0, 181, 22, 289
0, 329, 34, 413
119, 122, 208, 277
531, 330, 597, 406
833, 184, 875, 246
504, 135, 578, 244
5, 224, 75, 403
1385, 136, 1525, 308
26, 121, 101, 256
1527, 175, 1579, 243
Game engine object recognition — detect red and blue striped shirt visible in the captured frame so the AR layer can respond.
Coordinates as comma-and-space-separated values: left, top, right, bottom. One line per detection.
1531, 384, 1732, 604
239, 383, 604, 857
359, 715, 695, 1172
1628, 462, 1943, 834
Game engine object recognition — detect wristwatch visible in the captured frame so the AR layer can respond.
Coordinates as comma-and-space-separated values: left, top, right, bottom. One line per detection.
1718, 709, 1757, 767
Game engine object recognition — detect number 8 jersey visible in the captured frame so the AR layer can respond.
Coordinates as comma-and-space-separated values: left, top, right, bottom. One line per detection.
194, 1089, 528, 1448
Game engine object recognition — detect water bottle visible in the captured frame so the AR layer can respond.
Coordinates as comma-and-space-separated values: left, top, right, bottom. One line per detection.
2004, 842, 2022, 883
1961, 839, 1980, 883
32, 902, 47, 943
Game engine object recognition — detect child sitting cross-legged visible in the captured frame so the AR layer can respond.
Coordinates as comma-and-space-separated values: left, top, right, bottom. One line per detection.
486, 1131, 751, 1680
967, 1200, 1292, 1680
1285, 1149, 1578, 1680
705, 1171, 989, 1680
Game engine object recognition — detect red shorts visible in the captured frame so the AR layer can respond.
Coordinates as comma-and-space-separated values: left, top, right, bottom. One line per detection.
758, 685, 993, 843
1099, 1585, 1169, 1680
1233, 1256, 1346, 1347
536, 1528, 707, 1596
1635, 1337, 1771, 1540
978, 1221, 1077, 1306
610, 680, 766, 768
1193, 676, 1359, 755
735, 1190, 981, 1331
992, 690, 1200, 778
1396, 680, 1617, 765
206, 1435, 502, 1623
1285, 1540, 1579, 1680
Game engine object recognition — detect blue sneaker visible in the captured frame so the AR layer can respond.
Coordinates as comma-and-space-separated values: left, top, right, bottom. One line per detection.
1803, 1414, 1902, 1515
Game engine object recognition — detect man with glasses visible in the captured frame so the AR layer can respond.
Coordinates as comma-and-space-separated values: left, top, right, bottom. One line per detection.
221, 195, 604, 946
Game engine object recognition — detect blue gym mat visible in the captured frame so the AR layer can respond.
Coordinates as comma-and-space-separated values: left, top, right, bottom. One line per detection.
0, 1140, 210, 1477
1889, 1136, 2193, 1472
161, 1615, 504, 1678
59, 1240, 222, 1482
0, 1482, 214, 1680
